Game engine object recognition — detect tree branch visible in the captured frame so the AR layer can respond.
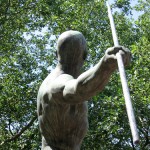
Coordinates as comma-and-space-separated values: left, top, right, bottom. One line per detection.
0, 115, 37, 146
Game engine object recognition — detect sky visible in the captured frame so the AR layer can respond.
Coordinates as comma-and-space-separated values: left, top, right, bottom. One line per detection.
130, 1, 144, 20
109, 0, 144, 20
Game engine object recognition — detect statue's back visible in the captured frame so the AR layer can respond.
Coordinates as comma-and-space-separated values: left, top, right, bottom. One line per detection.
37, 69, 88, 150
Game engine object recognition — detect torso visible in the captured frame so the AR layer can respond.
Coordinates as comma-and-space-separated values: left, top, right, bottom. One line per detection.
37, 69, 88, 150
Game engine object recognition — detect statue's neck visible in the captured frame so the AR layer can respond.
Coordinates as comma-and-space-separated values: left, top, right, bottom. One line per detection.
56, 63, 81, 78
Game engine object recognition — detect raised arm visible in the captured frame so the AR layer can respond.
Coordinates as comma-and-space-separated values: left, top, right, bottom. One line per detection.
51, 46, 131, 104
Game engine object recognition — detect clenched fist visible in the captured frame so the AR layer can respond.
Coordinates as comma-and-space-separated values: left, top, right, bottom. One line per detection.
104, 46, 131, 70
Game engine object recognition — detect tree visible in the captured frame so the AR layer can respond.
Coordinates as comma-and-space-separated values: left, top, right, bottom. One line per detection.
0, 0, 149, 149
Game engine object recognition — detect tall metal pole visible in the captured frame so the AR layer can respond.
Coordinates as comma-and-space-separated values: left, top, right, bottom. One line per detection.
106, 1, 139, 144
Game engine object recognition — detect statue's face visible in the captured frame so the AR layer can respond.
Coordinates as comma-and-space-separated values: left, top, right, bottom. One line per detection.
57, 31, 87, 67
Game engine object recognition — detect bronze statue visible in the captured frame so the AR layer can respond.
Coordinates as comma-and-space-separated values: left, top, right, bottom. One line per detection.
37, 30, 131, 150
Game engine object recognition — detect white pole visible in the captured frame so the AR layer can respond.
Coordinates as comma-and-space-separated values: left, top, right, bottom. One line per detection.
107, 1, 139, 144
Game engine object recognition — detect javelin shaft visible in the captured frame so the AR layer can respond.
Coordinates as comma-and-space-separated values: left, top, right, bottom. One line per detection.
107, 1, 139, 144
107, 2, 119, 46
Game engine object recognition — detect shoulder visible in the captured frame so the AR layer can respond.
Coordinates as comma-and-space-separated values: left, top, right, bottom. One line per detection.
54, 74, 74, 83
51, 74, 75, 93
38, 74, 74, 94
37, 74, 75, 103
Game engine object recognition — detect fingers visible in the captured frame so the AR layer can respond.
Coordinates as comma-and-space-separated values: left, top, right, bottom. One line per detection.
106, 54, 117, 60
105, 46, 131, 66
106, 46, 119, 55
106, 46, 130, 55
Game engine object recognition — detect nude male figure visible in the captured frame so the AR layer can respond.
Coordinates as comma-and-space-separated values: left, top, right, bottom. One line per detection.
37, 30, 131, 150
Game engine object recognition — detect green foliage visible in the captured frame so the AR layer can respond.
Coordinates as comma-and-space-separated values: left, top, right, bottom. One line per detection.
0, 0, 149, 149
114, 0, 131, 14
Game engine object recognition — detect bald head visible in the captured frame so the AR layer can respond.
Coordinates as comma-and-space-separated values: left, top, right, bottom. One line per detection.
57, 30, 87, 65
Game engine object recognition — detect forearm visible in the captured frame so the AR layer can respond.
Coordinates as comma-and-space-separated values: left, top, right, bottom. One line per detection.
76, 55, 116, 96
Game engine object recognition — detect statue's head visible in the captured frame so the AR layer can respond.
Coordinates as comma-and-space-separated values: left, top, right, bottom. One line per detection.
57, 30, 87, 67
